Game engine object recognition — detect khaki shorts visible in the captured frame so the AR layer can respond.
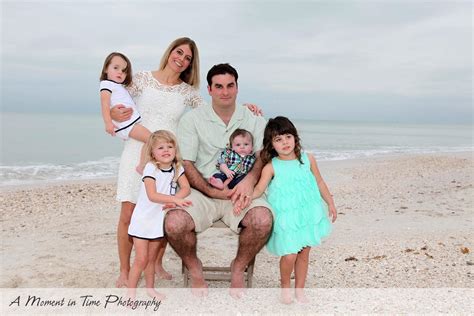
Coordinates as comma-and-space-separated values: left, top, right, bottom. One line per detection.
183, 188, 272, 233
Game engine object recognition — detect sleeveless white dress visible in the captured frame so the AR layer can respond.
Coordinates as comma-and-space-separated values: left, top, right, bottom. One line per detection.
116, 71, 205, 203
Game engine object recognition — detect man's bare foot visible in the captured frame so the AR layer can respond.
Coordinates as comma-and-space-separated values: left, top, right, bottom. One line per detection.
190, 279, 208, 297
295, 288, 309, 303
280, 288, 293, 305
230, 260, 246, 299
209, 177, 224, 190
155, 265, 172, 280
189, 259, 208, 297
146, 288, 166, 301
116, 272, 128, 288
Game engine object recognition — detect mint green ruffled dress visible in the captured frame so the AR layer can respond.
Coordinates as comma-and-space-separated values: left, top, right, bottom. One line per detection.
266, 152, 332, 256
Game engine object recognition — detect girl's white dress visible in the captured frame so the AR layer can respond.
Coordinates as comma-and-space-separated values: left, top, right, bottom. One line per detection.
116, 71, 204, 203
128, 162, 185, 239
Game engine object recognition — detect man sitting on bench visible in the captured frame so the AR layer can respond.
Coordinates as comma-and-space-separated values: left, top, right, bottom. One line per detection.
165, 63, 273, 298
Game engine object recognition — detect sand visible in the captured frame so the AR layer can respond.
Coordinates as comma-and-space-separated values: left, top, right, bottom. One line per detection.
1, 152, 473, 313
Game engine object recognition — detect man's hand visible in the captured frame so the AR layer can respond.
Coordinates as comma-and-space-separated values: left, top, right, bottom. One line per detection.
229, 175, 254, 215
110, 104, 133, 122
243, 103, 263, 116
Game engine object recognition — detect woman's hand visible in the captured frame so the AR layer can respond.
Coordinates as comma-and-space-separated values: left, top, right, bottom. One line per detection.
110, 104, 133, 122
244, 103, 263, 116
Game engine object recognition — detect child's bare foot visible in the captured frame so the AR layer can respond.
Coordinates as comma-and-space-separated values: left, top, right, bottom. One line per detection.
136, 164, 144, 175
115, 273, 128, 288
295, 288, 310, 303
155, 264, 172, 280
146, 288, 166, 301
280, 288, 293, 304
209, 177, 224, 190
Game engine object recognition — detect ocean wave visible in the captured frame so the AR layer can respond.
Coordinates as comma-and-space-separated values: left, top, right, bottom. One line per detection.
310, 146, 473, 161
0, 146, 472, 187
0, 157, 120, 187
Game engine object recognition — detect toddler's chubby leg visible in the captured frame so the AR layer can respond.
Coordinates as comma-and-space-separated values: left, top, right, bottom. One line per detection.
129, 124, 151, 175
136, 145, 146, 175
209, 176, 225, 190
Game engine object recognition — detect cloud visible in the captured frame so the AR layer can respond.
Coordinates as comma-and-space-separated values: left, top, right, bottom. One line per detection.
1, 1, 472, 122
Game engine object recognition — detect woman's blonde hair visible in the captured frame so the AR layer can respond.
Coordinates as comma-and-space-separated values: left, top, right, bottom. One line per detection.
144, 130, 183, 182
159, 37, 200, 87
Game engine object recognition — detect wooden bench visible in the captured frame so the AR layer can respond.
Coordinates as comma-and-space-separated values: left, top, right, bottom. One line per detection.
181, 220, 256, 287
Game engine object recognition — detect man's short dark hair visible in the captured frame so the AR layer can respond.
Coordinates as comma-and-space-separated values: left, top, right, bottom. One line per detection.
206, 63, 239, 86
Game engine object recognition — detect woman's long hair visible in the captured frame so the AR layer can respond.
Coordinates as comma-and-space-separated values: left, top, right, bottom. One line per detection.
159, 37, 200, 88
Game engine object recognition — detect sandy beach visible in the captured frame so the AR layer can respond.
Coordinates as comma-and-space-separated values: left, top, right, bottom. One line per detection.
1, 152, 473, 312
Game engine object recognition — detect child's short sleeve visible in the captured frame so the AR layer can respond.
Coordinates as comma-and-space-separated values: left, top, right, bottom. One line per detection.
177, 165, 185, 178
142, 162, 157, 181
99, 80, 114, 93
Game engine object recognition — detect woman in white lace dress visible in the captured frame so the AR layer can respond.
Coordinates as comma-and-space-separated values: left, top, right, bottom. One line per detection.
110, 37, 205, 287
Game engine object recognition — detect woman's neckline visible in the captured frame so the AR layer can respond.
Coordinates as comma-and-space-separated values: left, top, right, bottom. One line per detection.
150, 70, 183, 87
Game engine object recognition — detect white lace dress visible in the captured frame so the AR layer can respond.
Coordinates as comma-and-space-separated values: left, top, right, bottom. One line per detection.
116, 71, 205, 203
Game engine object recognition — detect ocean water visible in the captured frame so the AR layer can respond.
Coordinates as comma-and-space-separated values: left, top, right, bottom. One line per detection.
1, 112, 472, 187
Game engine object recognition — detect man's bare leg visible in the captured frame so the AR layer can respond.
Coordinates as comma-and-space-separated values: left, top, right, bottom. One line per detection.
230, 206, 272, 298
164, 209, 208, 296
116, 202, 135, 287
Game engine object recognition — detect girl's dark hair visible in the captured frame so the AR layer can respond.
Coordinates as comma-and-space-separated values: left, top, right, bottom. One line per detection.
100, 52, 133, 86
260, 116, 303, 166
206, 63, 238, 87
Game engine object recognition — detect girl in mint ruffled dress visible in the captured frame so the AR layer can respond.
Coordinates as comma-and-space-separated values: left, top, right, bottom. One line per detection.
252, 116, 337, 304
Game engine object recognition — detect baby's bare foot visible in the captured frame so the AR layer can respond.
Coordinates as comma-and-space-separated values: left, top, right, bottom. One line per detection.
209, 177, 224, 190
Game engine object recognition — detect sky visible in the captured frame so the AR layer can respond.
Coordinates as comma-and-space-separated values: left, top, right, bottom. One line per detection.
1, 0, 472, 123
